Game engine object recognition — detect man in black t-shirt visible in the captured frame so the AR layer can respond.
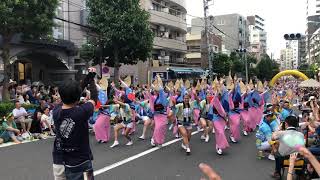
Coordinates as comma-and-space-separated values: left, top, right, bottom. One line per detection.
52, 71, 97, 180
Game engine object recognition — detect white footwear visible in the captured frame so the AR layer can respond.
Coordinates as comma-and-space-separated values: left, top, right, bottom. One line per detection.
126, 141, 133, 146
110, 141, 119, 148
175, 134, 180, 138
205, 135, 210, 143
243, 130, 248, 136
197, 126, 203, 132
151, 138, 156, 147
230, 136, 237, 143
268, 154, 275, 161
212, 128, 215, 134
201, 135, 206, 140
181, 143, 187, 150
139, 135, 145, 140
186, 147, 191, 155
216, 148, 223, 155
169, 124, 174, 130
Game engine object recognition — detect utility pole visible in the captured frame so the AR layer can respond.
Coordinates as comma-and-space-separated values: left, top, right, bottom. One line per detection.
244, 50, 248, 83
203, 0, 213, 80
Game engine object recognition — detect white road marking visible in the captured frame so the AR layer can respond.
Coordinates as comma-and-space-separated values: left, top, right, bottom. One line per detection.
94, 130, 200, 176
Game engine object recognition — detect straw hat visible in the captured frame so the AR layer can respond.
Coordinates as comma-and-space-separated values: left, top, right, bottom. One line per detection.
185, 80, 191, 89
239, 80, 246, 94
174, 79, 181, 91
121, 76, 131, 88
153, 74, 163, 91
257, 81, 264, 92
195, 80, 201, 91
248, 79, 254, 90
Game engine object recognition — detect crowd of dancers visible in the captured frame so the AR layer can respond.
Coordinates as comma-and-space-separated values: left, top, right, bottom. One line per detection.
91, 75, 271, 156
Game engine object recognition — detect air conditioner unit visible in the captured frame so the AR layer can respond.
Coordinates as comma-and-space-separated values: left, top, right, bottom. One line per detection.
159, 26, 165, 32
164, 56, 170, 62
162, 8, 169, 13
160, 50, 166, 56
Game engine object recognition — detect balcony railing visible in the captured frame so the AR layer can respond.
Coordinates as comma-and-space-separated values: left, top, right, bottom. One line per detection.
153, 37, 187, 52
149, 10, 187, 32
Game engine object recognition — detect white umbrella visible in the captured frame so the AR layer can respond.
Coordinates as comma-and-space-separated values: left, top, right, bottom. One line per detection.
298, 79, 320, 88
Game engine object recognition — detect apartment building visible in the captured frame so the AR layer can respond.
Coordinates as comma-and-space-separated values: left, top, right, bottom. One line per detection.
247, 15, 267, 61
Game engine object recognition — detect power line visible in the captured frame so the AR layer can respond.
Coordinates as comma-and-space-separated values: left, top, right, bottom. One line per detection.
149, 11, 204, 28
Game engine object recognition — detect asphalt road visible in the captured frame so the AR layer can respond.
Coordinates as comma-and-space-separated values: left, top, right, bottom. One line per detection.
0, 125, 274, 180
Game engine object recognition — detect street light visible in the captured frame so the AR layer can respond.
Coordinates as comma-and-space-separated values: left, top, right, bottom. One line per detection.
236, 48, 248, 83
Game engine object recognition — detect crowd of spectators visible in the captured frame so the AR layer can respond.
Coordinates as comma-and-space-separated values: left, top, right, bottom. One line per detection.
255, 79, 320, 180
0, 81, 62, 144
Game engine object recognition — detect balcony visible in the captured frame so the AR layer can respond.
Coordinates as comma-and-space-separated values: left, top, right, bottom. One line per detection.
169, 0, 187, 10
153, 37, 187, 52
149, 10, 187, 33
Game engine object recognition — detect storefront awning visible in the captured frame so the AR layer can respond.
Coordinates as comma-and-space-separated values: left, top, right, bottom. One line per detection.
168, 67, 205, 74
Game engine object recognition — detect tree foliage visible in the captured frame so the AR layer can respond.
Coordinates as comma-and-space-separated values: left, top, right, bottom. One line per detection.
256, 54, 280, 81
86, 0, 154, 82
212, 53, 231, 76
0, 0, 59, 101
299, 63, 317, 78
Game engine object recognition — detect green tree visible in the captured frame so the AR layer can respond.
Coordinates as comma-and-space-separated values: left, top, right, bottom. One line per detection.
256, 54, 279, 81
212, 53, 231, 76
0, 0, 58, 101
229, 52, 244, 74
87, 0, 154, 83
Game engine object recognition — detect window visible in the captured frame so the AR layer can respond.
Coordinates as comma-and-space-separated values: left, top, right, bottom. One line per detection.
152, 3, 161, 11
317, 10, 320, 13
217, 19, 225, 25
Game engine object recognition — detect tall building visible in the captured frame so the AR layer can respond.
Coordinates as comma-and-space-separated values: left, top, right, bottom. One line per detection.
116, 0, 205, 84
186, 33, 222, 68
306, 0, 320, 63
308, 28, 320, 63
1, 0, 204, 85
280, 49, 287, 70
191, 14, 249, 54
247, 15, 267, 61
280, 40, 300, 70
0, 0, 90, 84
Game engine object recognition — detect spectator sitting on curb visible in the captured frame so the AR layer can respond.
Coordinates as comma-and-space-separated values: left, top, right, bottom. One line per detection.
12, 101, 32, 134
0, 113, 23, 144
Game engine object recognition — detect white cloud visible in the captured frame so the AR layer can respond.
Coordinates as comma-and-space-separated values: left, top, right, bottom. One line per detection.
186, 0, 306, 58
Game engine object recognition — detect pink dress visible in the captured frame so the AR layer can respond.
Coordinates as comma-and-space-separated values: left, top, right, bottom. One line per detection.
93, 113, 110, 142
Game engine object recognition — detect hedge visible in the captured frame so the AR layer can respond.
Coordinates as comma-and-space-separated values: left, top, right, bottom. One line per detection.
0, 102, 38, 118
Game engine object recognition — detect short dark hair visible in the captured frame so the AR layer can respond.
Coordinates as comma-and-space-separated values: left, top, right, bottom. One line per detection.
285, 116, 298, 127
59, 80, 82, 105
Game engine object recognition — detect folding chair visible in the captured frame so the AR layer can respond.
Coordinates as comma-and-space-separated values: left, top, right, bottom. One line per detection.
280, 157, 305, 179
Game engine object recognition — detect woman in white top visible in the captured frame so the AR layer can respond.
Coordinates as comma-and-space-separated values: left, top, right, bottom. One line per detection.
175, 94, 194, 155
41, 107, 55, 136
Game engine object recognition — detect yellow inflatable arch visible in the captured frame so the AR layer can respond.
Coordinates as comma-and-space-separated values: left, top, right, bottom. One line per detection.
269, 70, 309, 87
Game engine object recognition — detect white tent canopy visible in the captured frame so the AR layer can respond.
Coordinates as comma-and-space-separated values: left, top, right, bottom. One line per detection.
298, 79, 320, 88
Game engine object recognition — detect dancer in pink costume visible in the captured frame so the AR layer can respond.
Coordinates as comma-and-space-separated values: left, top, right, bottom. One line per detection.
227, 83, 243, 143
240, 94, 251, 136
209, 94, 229, 155
93, 110, 110, 143
149, 87, 168, 146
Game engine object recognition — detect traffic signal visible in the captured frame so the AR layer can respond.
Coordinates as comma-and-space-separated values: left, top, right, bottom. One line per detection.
284, 33, 302, 40
236, 49, 247, 53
